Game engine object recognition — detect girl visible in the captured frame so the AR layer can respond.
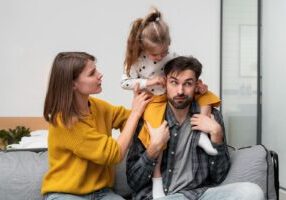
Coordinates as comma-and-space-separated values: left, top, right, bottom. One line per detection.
121, 8, 220, 199
41, 52, 151, 200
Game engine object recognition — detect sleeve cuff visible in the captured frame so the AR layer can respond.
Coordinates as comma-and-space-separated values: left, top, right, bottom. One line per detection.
212, 143, 227, 154
142, 151, 157, 167
139, 79, 147, 89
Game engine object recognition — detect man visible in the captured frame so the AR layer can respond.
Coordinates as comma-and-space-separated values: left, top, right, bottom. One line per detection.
126, 56, 264, 200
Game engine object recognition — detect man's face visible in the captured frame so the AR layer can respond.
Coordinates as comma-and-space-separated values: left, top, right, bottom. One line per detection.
166, 69, 197, 109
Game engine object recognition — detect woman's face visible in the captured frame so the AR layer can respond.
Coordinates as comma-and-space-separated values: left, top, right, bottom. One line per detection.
144, 44, 169, 62
73, 60, 103, 96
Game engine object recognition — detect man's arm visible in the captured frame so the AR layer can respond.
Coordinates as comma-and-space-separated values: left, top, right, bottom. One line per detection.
126, 120, 170, 192
126, 128, 157, 192
191, 108, 230, 184
208, 109, 230, 184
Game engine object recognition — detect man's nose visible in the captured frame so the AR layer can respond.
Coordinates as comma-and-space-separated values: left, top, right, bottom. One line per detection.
177, 85, 184, 94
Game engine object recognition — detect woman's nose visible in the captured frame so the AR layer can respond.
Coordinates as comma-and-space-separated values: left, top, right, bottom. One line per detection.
97, 71, 103, 79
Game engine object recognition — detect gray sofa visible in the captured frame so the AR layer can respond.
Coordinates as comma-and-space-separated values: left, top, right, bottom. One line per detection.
0, 145, 278, 200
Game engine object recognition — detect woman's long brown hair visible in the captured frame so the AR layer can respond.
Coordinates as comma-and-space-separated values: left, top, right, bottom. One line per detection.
43, 52, 95, 127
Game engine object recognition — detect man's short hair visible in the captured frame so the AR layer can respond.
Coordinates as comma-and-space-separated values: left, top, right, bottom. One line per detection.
164, 56, 202, 80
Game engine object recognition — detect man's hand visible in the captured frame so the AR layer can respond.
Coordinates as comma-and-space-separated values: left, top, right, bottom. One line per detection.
191, 114, 223, 144
146, 121, 170, 159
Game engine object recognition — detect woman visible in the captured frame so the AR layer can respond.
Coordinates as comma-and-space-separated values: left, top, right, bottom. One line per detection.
41, 52, 151, 200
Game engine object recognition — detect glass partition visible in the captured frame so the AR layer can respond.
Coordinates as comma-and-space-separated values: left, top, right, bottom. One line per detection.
221, 0, 259, 148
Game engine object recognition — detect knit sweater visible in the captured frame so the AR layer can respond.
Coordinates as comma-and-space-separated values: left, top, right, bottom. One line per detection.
41, 97, 130, 195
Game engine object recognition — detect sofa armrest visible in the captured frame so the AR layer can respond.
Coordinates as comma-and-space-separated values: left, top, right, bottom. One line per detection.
221, 145, 277, 200
270, 150, 279, 200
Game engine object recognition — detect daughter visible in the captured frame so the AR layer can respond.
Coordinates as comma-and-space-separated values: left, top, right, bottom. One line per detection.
121, 8, 220, 199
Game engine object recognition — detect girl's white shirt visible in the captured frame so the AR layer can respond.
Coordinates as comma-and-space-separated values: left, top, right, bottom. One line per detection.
121, 52, 177, 95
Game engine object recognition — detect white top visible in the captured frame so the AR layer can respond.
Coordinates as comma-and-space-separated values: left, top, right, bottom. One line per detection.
121, 52, 177, 95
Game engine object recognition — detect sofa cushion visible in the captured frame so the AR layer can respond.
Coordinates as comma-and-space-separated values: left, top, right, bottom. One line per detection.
221, 145, 277, 200
0, 150, 48, 200
114, 154, 133, 198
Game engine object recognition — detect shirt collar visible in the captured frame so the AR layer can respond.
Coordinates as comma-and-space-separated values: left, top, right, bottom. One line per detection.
165, 101, 200, 128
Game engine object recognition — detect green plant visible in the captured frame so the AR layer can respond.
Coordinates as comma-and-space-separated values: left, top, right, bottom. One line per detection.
0, 126, 31, 150
0, 129, 11, 150
8, 126, 31, 144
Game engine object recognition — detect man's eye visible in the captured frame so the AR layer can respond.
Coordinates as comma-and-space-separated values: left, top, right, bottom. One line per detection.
185, 82, 194, 86
170, 81, 177, 85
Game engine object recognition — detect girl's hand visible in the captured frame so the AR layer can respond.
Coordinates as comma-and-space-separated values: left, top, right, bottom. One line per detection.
147, 76, 166, 87
131, 83, 152, 118
196, 79, 208, 95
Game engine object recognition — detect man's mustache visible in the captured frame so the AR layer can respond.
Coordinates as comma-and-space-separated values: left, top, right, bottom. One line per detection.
174, 94, 187, 99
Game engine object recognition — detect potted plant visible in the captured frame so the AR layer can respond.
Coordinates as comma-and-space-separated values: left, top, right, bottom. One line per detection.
0, 126, 31, 150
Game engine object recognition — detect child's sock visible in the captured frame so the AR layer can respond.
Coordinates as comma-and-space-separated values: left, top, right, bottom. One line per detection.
152, 177, 165, 199
198, 133, 218, 155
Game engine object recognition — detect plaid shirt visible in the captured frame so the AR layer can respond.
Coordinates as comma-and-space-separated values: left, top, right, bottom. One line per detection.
126, 103, 230, 200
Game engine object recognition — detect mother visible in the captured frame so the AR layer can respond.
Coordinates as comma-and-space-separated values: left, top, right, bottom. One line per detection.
41, 52, 151, 200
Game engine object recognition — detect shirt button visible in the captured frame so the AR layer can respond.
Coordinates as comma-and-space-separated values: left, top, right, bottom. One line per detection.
168, 169, 172, 173
174, 133, 177, 137
148, 174, 151, 178
171, 151, 175, 155
211, 161, 215, 165
164, 188, 168, 192
152, 162, 156, 166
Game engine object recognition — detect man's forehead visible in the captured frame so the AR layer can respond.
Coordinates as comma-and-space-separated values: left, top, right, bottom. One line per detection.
167, 69, 196, 80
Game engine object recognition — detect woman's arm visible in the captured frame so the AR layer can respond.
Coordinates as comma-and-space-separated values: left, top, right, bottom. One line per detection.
116, 85, 152, 160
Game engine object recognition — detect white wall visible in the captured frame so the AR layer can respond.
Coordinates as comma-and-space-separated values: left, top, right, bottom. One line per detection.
0, 0, 220, 116
262, 0, 286, 189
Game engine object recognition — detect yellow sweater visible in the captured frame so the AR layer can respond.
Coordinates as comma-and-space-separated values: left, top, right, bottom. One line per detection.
139, 91, 221, 148
41, 97, 130, 195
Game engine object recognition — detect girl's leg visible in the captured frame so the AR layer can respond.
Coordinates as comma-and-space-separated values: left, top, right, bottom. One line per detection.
197, 105, 218, 155
198, 133, 218, 155
152, 153, 165, 199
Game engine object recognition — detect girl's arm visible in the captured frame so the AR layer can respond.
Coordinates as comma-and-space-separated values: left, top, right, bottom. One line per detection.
121, 64, 148, 90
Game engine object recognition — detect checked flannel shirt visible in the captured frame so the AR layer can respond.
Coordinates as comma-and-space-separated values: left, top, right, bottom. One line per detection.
126, 102, 230, 200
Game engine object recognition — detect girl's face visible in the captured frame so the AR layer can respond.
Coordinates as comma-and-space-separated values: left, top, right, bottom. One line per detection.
144, 44, 169, 62
73, 60, 103, 96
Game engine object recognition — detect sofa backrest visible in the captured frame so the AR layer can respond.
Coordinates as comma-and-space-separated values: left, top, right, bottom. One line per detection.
0, 150, 48, 200
0, 145, 278, 200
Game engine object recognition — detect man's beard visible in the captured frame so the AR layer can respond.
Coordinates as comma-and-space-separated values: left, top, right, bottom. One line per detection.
168, 94, 193, 109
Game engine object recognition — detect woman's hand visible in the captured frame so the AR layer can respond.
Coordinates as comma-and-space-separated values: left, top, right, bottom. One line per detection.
191, 114, 223, 144
146, 76, 166, 87
131, 83, 152, 118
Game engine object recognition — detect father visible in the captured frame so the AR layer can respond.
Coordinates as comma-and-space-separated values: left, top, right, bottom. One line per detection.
126, 56, 264, 200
